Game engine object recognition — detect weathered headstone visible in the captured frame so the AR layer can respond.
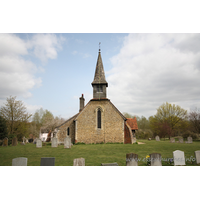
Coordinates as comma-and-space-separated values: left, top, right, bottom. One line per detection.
187, 136, 193, 143
40, 157, 55, 166
12, 157, 28, 166
51, 137, 58, 147
33, 138, 37, 144
173, 150, 185, 166
12, 137, 18, 146
73, 158, 85, 166
150, 153, 162, 166
2, 137, 8, 147
101, 162, 118, 166
179, 138, 183, 143
36, 139, 42, 148
195, 150, 200, 164
64, 137, 71, 148
170, 138, 175, 143
126, 153, 138, 166
155, 135, 160, 141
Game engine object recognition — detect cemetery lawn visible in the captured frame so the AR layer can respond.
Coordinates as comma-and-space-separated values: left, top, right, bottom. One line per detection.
0, 139, 200, 166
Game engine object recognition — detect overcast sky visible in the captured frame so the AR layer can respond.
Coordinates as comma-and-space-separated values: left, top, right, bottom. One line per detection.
0, 33, 200, 119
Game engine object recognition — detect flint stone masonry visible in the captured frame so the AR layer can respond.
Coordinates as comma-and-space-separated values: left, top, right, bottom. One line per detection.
73, 158, 85, 166
126, 153, 138, 166
170, 138, 175, 143
187, 136, 193, 143
40, 157, 55, 166
173, 150, 185, 166
36, 139, 42, 148
150, 153, 162, 166
51, 138, 58, 147
179, 138, 183, 143
195, 151, 200, 164
12, 137, 18, 146
64, 137, 71, 148
2, 137, 8, 147
155, 136, 160, 141
101, 162, 118, 166
12, 157, 27, 166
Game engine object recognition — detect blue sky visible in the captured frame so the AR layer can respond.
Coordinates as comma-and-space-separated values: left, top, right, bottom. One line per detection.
1, 33, 200, 120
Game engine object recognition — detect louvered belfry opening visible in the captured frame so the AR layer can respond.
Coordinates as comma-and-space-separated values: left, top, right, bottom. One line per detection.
97, 108, 101, 129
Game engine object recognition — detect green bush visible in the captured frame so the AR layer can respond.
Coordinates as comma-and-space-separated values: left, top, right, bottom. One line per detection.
8, 134, 17, 145
182, 131, 198, 140
75, 142, 86, 145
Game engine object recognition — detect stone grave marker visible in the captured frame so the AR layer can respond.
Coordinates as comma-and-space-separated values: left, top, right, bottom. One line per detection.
33, 138, 37, 144
187, 136, 193, 143
40, 157, 55, 166
195, 151, 200, 164
51, 137, 58, 147
36, 139, 42, 148
73, 158, 85, 166
12, 137, 18, 146
173, 150, 186, 166
149, 153, 162, 166
126, 153, 138, 166
12, 157, 28, 166
170, 138, 175, 143
179, 138, 183, 143
155, 135, 160, 141
64, 137, 71, 148
2, 137, 8, 147
101, 162, 118, 166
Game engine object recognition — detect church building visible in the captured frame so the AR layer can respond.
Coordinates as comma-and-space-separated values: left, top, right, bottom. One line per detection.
54, 49, 137, 144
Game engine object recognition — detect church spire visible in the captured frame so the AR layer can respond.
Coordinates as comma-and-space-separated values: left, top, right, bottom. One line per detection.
91, 47, 108, 99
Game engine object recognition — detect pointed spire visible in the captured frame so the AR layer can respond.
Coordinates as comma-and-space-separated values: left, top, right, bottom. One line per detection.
91, 50, 108, 87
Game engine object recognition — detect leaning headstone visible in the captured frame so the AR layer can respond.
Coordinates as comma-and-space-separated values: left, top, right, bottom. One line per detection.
126, 153, 138, 166
64, 137, 71, 148
187, 136, 193, 143
40, 157, 55, 166
12, 137, 18, 146
155, 135, 160, 141
195, 151, 200, 164
149, 153, 162, 166
179, 138, 183, 143
173, 150, 186, 166
73, 158, 85, 166
51, 137, 58, 147
2, 137, 8, 147
36, 139, 42, 148
170, 138, 175, 143
12, 157, 28, 166
101, 162, 118, 166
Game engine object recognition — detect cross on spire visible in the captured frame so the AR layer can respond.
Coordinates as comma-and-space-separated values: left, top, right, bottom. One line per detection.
99, 42, 101, 52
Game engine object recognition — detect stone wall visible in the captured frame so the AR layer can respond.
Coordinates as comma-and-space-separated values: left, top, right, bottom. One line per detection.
75, 99, 125, 144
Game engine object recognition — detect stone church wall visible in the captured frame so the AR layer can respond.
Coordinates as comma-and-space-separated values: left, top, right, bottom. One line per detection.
75, 100, 125, 144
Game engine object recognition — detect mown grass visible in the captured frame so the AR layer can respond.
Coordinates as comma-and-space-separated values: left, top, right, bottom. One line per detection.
0, 139, 200, 166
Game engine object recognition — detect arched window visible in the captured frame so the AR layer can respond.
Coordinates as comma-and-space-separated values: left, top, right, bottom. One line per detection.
67, 127, 70, 136
97, 108, 101, 129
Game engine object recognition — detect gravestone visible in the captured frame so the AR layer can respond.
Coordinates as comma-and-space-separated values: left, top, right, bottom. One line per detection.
126, 153, 138, 166
51, 137, 58, 147
36, 139, 42, 148
179, 138, 183, 143
187, 136, 193, 143
73, 158, 85, 166
40, 157, 55, 166
12, 157, 28, 166
149, 153, 162, 166
33, 138, 37, 144
101, 162, 118, 166
173, 150, 185, 166
20, 142, 25, 145
170, 138, 175, 143
2, 137, 8, 147
64, 137, 71, 148
195, 151, 200, 164
155, 135, 160, 141
12, 137, 18, 146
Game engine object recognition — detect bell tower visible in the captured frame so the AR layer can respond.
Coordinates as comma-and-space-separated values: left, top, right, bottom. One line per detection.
91, 48, 108, 99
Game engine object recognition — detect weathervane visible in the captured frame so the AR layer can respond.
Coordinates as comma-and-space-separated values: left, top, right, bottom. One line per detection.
99, 42, 101, 52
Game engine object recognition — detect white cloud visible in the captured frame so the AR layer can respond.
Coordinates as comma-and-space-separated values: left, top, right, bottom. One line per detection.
108, 33, 200, 118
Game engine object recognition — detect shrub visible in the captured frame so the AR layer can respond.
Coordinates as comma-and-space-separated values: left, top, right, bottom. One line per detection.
75, 142, 86, 145
8, 134, 17, 145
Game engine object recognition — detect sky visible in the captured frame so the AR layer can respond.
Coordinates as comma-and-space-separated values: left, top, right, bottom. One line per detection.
0, 33, 200, 120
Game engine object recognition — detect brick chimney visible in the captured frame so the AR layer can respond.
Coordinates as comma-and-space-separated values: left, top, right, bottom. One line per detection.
79, 94, 85, 112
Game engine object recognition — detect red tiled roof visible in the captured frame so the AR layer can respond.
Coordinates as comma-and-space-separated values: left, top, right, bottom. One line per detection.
126, 117, 138, 130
